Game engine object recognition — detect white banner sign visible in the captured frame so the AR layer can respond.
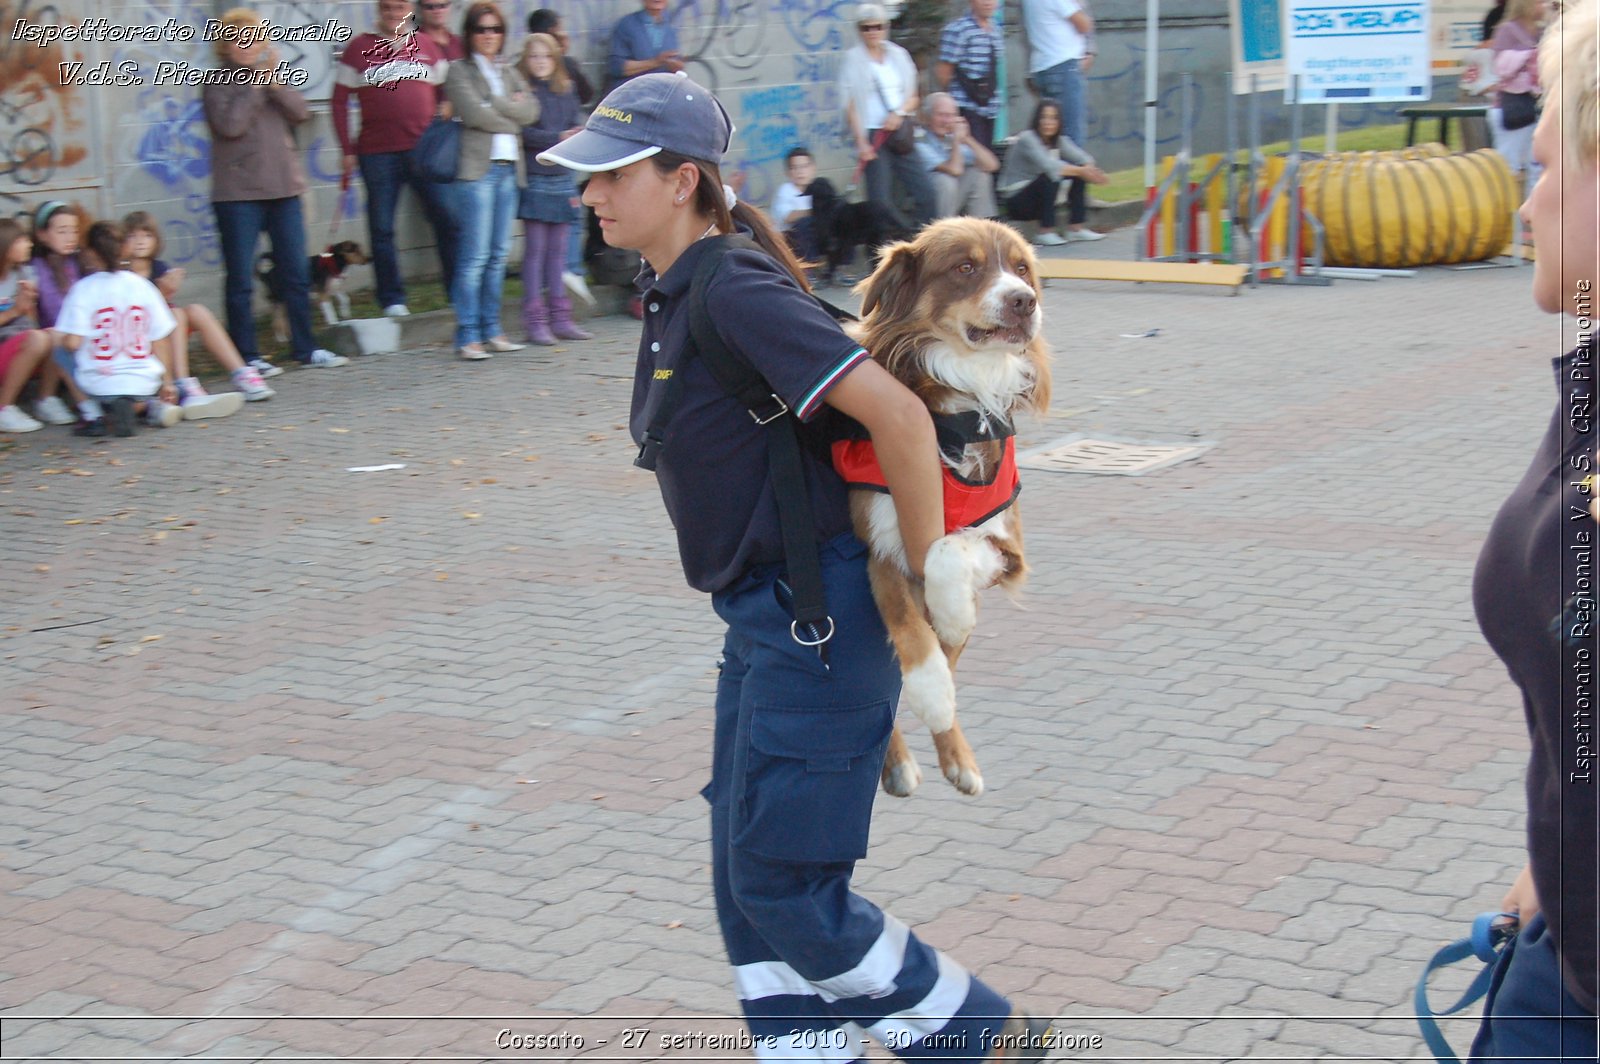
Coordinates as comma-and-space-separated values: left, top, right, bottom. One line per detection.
1286, 0, 1433, 102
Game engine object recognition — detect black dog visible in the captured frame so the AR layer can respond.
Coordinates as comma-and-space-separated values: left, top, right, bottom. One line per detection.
808, 178, 910, 286
257, 241, 370, 338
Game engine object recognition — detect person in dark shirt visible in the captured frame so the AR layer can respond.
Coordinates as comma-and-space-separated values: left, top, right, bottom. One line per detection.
1468, 1, 1598, 1059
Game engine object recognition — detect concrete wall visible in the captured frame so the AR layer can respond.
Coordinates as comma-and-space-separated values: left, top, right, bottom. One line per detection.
0, 0, 1441, 307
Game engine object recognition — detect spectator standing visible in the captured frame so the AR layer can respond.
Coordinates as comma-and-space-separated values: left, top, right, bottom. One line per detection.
937, 0, 1005, 152
203, 7, 347, 369
416, 0, 463, 56
1466, 1, 1598, 1058
917, 92, 1000, 219
527, 7, 599, 309
839, 3, 936, 231
997, 97, 1107, 245
607, 0, 683, 88
1489, 0, 1548, 176
1021, 0, 1101, 239
517, 32, 592, 345
333, 0, 463, 317
527, 8, 594, 105
445, 0, 538, 361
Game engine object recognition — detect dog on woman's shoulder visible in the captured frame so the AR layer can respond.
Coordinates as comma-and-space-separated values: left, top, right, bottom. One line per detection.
257, 241, 370, 340
835, 216, 1050, 798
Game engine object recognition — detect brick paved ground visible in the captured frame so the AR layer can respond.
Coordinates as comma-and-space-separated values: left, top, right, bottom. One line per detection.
0, 238, 1577, 1062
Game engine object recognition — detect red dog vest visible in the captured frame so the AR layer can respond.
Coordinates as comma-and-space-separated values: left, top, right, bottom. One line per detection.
831, 435, 1021, 535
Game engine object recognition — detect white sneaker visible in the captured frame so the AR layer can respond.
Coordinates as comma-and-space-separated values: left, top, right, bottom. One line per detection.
0, 404, 43, 432
1068, 228, 1107, 242
302, 349, 349, 368
232, 366, 275, 401
562, 271, 597, 307
144, 398, 183, 428
247, 357, 285, 379
1032, 231, 1068, 246
32, 394, 76, 425
383, 304, 411, 317
181, 391, 245, 421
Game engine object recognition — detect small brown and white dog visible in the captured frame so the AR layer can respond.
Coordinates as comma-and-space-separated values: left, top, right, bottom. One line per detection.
838, 217, 1051, 798
259, 241, 371, 340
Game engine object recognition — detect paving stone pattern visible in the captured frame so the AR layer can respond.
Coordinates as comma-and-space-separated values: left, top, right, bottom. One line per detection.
0, 248, 1573, 1062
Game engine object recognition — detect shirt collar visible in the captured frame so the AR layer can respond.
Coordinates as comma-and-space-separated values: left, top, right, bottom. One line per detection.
640, 228, 751, 298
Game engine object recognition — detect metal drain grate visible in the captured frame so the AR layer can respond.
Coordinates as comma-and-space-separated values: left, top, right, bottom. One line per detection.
1019, 434, 1215, 476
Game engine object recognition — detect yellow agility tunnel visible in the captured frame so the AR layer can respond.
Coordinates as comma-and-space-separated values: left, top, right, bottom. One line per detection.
1300, 145, 1518, 268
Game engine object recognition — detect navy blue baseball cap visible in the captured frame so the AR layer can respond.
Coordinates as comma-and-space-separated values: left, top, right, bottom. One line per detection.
537, 72, 734, 171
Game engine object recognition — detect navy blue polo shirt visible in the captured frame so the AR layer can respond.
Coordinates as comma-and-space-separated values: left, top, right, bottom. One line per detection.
630, 237, 870, 593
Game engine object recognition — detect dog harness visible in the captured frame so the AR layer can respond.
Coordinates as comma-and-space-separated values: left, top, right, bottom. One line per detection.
831, 410, 1021, 535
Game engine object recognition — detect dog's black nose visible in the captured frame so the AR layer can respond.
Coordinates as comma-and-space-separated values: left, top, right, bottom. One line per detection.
1007, 291, 1037, 318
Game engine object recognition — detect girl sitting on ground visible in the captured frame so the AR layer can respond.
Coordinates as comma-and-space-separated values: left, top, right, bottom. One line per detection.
121, 212, 273, 411
53, 221, 186, 437
0, 219, 60, 433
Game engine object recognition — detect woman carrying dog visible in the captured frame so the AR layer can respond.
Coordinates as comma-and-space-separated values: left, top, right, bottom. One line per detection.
537, 71, 1050, 1063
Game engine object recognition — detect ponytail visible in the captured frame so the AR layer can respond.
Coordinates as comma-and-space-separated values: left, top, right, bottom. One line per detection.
651, 151, 812, 293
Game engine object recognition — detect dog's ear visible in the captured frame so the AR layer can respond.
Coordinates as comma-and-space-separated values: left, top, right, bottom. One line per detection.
856, 240, 920, 323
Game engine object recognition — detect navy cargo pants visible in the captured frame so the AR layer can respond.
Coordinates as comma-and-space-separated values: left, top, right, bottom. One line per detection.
708, 532, 1013, 1062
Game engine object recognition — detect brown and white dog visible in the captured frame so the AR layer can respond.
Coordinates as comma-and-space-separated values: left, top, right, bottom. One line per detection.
840, 217, 1051, 798
259, 241, 371, 340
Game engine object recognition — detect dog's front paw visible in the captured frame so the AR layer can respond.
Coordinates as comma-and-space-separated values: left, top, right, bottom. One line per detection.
924, 535, 1009, 647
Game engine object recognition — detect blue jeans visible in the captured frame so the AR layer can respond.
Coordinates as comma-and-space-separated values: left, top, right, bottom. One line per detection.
707, 533, 1013, 1059
1470, 913, 1598, 1063
213, 197, 317, 361
863, 135, 936, 231
358, 150, 460, 307
451, 162, 518, 347
1034, 58, 1090, 226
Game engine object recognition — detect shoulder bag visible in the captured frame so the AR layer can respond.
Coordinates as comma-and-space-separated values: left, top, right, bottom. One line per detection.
411, 116, 462, 183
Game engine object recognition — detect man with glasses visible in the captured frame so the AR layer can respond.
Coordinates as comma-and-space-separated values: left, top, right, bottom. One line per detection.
607, 0, 683, 89
332, 0, 465, 317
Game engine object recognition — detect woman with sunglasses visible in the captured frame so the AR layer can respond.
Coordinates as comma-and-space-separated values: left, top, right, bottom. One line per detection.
445, 0, 537, 360
839, 3, 936, 232
538, 71, 1053, 1062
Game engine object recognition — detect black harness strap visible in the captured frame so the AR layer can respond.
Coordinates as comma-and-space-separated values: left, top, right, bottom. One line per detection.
637, 235, 856, 659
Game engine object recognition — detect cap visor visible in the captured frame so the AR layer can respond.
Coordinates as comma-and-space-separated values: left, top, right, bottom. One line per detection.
536, 129, 662, 172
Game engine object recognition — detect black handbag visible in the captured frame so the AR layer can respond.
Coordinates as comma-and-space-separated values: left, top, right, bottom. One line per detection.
1501, 90, 1538, 131
882, 118, 916, 155
412, 117, 462, 183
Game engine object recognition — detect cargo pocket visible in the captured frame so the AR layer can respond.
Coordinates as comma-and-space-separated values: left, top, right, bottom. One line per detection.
732, 699, 894, 864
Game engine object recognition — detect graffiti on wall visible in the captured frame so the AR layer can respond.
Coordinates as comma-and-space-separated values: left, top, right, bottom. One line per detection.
0, 0, 98, 208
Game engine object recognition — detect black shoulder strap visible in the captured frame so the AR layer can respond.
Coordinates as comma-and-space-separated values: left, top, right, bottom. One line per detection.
639, 235, 856, 659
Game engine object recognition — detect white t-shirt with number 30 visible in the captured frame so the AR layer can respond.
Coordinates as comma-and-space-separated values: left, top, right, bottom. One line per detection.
56, 271, 177, 398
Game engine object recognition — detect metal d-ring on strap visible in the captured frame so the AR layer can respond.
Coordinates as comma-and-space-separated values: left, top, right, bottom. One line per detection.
791, 616, 836, 647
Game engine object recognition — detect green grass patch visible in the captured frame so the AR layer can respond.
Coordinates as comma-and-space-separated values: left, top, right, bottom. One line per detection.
1094, 120, 1440, 204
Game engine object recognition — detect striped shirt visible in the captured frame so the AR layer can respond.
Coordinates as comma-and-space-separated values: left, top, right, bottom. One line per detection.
939, 14, 1003, 118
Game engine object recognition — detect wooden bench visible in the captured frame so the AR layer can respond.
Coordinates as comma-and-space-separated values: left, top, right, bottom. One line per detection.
1034, 257, 1249, 292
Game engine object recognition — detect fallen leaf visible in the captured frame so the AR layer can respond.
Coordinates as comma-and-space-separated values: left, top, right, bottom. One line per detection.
449, 459, 465, 467
34, 564, 48, 573
139, 634, 163, 644
665, 920, 683, 930
462, 512, 480, 519
64, 518, 83, 525
329, 428, 351, 434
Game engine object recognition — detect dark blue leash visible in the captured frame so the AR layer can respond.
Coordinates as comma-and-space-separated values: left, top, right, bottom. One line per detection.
1416, 912, 1519, 1062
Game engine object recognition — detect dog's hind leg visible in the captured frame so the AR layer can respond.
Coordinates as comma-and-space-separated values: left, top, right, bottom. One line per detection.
881, 725, 923, 799
871, 555, 985, 796
867, 555, 942, 797
926, 635, 983, 796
